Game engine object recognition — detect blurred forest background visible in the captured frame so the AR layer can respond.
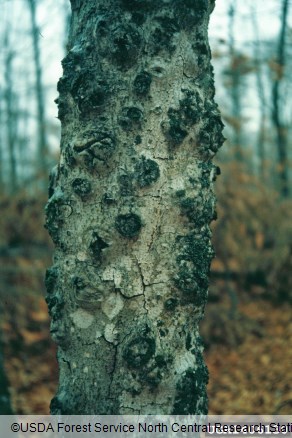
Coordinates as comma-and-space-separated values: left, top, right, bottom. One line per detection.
0, 0, 291, 415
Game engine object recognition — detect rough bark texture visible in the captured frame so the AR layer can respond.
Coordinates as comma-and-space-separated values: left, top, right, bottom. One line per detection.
46, 0, 224, 415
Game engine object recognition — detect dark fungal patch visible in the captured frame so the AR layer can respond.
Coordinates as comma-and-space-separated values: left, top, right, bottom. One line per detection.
198, 113, 225, 155
198, 100, 225, 156
180, 195, 214, 227
135, 135, 142, 145
174, 265, 201, 297
124, 336, 156, 368
174, 0, 208, 29
193, 40, 210, 57
177, 234, 214, 274
118, 107, 143, 131
172, 361, 209, 414
45, 266, 58, 295
61, 44, 85, 73
55, 46, 92, 121
57, 75, 70, 95
186, 333, 192, 350
55, 95, 67, 121
155, 354, 167, 368
180, 89, 203, 125
110, 24, 142, 70
71, 72, 109, 114
133, 71, 152, 96
72, 178, 92, 199
167, 114, 188, 146
164, 297, 178, 311
135, 156, 160, 187
63, 147, 76, 168
142, 368, 162, 387
58, 47, 86, 96
150, 16, 179, 54
115, 213, 142, 238
131, 12, 146, 25
164, 89, 203, 146
103, 193, 116, 205
175, 190, 186, 198
50, 393, 76, 415
90, 233, 109, 260
119, 174, 134, 196
45, 196, 64, 244
174, 233, 214, 305
198, 161, 213, 188
120, 0, 156, 11
50, 318, 70, 350
50, 396, 63, 415
46, 292, 65, 320
48, 166, 58, 198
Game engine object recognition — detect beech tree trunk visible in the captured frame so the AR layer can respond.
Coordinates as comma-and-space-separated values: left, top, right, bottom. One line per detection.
46, 0, 224, 415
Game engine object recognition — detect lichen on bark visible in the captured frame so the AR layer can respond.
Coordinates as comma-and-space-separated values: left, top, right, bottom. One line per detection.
46, 0, 224, 414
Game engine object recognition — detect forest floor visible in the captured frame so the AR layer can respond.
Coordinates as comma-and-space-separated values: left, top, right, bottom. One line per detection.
1, 248, 292, 415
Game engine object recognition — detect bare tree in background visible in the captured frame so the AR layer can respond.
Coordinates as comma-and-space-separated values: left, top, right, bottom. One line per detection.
271, 0, 289, 197
251, 6, 267, 179
4, 32, 18, 194
27, 0, 48, 180
227, 0, 242, 159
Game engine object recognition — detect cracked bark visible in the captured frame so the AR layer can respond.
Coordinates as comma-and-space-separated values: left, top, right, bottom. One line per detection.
46, 0, 224, 414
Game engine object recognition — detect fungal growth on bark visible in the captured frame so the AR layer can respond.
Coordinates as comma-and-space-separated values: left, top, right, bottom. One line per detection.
115, 213, 142, 238
135, 156, 160, 187
133, 71, 152, 96
72, 178, 92, 199
46, 0, 224, 415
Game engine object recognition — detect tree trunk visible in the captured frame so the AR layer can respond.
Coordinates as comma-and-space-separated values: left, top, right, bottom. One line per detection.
46, 0, 224, 415
227, 0, 242, 160
4, 33, 18, 194
251, 6, 267, 179
272, 0, 289, 197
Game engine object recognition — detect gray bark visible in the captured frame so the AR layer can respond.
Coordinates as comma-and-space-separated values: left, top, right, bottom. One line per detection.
46, 0, 224, 415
